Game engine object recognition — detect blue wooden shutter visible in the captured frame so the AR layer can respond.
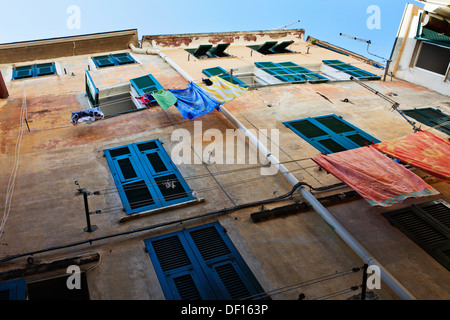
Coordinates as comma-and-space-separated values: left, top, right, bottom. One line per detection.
284, 114, 380, 154
13, 65, 33, 79
112, 53, 136, 65
131, 140, 194, 207
0, 278, 27, 300
36, 63, 55, 76
403, 108, 450, 135
105, 145, 161, 214
93, 55, 115, 68
185, 223, 268, 300
144, 222, 268, 300
105, 140, 194, 215
130, 74, 164, 98
322, 60, 380, 80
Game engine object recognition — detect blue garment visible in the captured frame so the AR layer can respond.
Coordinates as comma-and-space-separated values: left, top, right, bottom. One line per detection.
169, 82, 221, 120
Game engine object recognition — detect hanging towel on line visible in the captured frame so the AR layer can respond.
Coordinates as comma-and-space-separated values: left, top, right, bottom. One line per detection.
152, 89, 178, 110
373, 130, 450, 182
312, 145, 439, 207
71, 107, 104, 126
169, 82, 221, 120
198, 76, 247, 103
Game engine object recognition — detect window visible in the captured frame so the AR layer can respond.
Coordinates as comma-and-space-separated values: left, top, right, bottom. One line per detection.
414, 42, 450, 76
0, 278, 27, 300
403, 107, 450, 135
255, 61, 328, 83
322, 60, 380, 80
202, 66, 249, 87
248, 41, 295, 54
284, 114, 380, 154
104, 139, 195, 215
186, 43, 231, 59
144, 222, 268, 300
130, 74, 164, 101
92, 53, 136, 68
383, 199, 450, 271
12, 62, 56, 80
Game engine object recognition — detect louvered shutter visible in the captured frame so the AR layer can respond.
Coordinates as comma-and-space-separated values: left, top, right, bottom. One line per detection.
144, 235, 217, 300
145, 223, 269, 300
383, 200, 450, 271
322, 60, 380, 80
185, 223, 269, 300
284, 115, 380, 154
403, 108, 450, 136
112, 53, 136, 65
130, 74, 164, 98
13, 65, 33, 79
36, 63, 55, 76
93, 55, 115, 68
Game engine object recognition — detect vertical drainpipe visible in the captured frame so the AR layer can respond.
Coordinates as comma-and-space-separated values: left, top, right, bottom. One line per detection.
0, 71, 9, 99
147, 40, 416, 300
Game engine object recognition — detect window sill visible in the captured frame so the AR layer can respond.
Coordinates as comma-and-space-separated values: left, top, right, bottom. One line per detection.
119, 196, 205, 223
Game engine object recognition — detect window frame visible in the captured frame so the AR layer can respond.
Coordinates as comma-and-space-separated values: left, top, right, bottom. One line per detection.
0, 278, 27, 300
144, 222, 268, 300
104, 139, 195, 215
12, 62, 57, 80
283, 114, 380, 154
92, 52, 137, 69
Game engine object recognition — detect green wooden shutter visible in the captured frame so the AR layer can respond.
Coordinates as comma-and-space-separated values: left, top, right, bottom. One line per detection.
383, 200, 450, 271
112, 53, 136, 65
403, 108, 450, 135
130, 74, 164, 97
278, 62, 329, 83
202, 67, 248, 87
323, 60, 380, 80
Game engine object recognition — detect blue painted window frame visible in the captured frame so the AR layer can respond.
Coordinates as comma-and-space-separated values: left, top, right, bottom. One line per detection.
322, 60, 380, 80
255, 61, 329, 83
0, 278, 27, 300
284, 114, 380, 154
92, 53, 136, 68
12, 63, 56, 80
144, 222, 268, 300
202, 66, 249, 88
104, 139, 194, 215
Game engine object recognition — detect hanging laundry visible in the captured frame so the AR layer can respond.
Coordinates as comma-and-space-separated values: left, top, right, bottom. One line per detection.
152, 89, 178, 110
373, 130, 450, 182
198, 76, 247, 103
169, 82, 221, 120
71, 107, 104, 126
312, 146, 439, 207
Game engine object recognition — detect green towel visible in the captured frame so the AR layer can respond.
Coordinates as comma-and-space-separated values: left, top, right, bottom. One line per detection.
152, 89, 178, 110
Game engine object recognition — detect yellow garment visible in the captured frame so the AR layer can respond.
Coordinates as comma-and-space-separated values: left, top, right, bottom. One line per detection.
198, 76, 247, 103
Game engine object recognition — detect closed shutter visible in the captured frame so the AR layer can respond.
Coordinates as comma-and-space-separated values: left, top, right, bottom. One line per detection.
255, 62, 306, 82
13, 65, 33, 79
383, 200, 450, 271
93, 55, 115, 68
145, 222, 269, 300
278, 62, 329, 83
284, 115, 380, 154
36, 63, 55, 76
403, 108, 450, 136
112, 53, 136, 65
104, 139, 194, 215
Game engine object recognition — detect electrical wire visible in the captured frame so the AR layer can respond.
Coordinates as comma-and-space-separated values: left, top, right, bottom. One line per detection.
0, 88, 27, 238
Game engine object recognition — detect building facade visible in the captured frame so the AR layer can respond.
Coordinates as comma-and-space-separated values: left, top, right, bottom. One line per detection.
0, 23, 449, 300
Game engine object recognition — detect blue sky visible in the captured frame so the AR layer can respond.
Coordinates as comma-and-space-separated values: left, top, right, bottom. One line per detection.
0, 0, 423, 63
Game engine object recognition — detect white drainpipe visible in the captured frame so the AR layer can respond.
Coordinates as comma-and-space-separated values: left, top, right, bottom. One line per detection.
143, 40, 416, 300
